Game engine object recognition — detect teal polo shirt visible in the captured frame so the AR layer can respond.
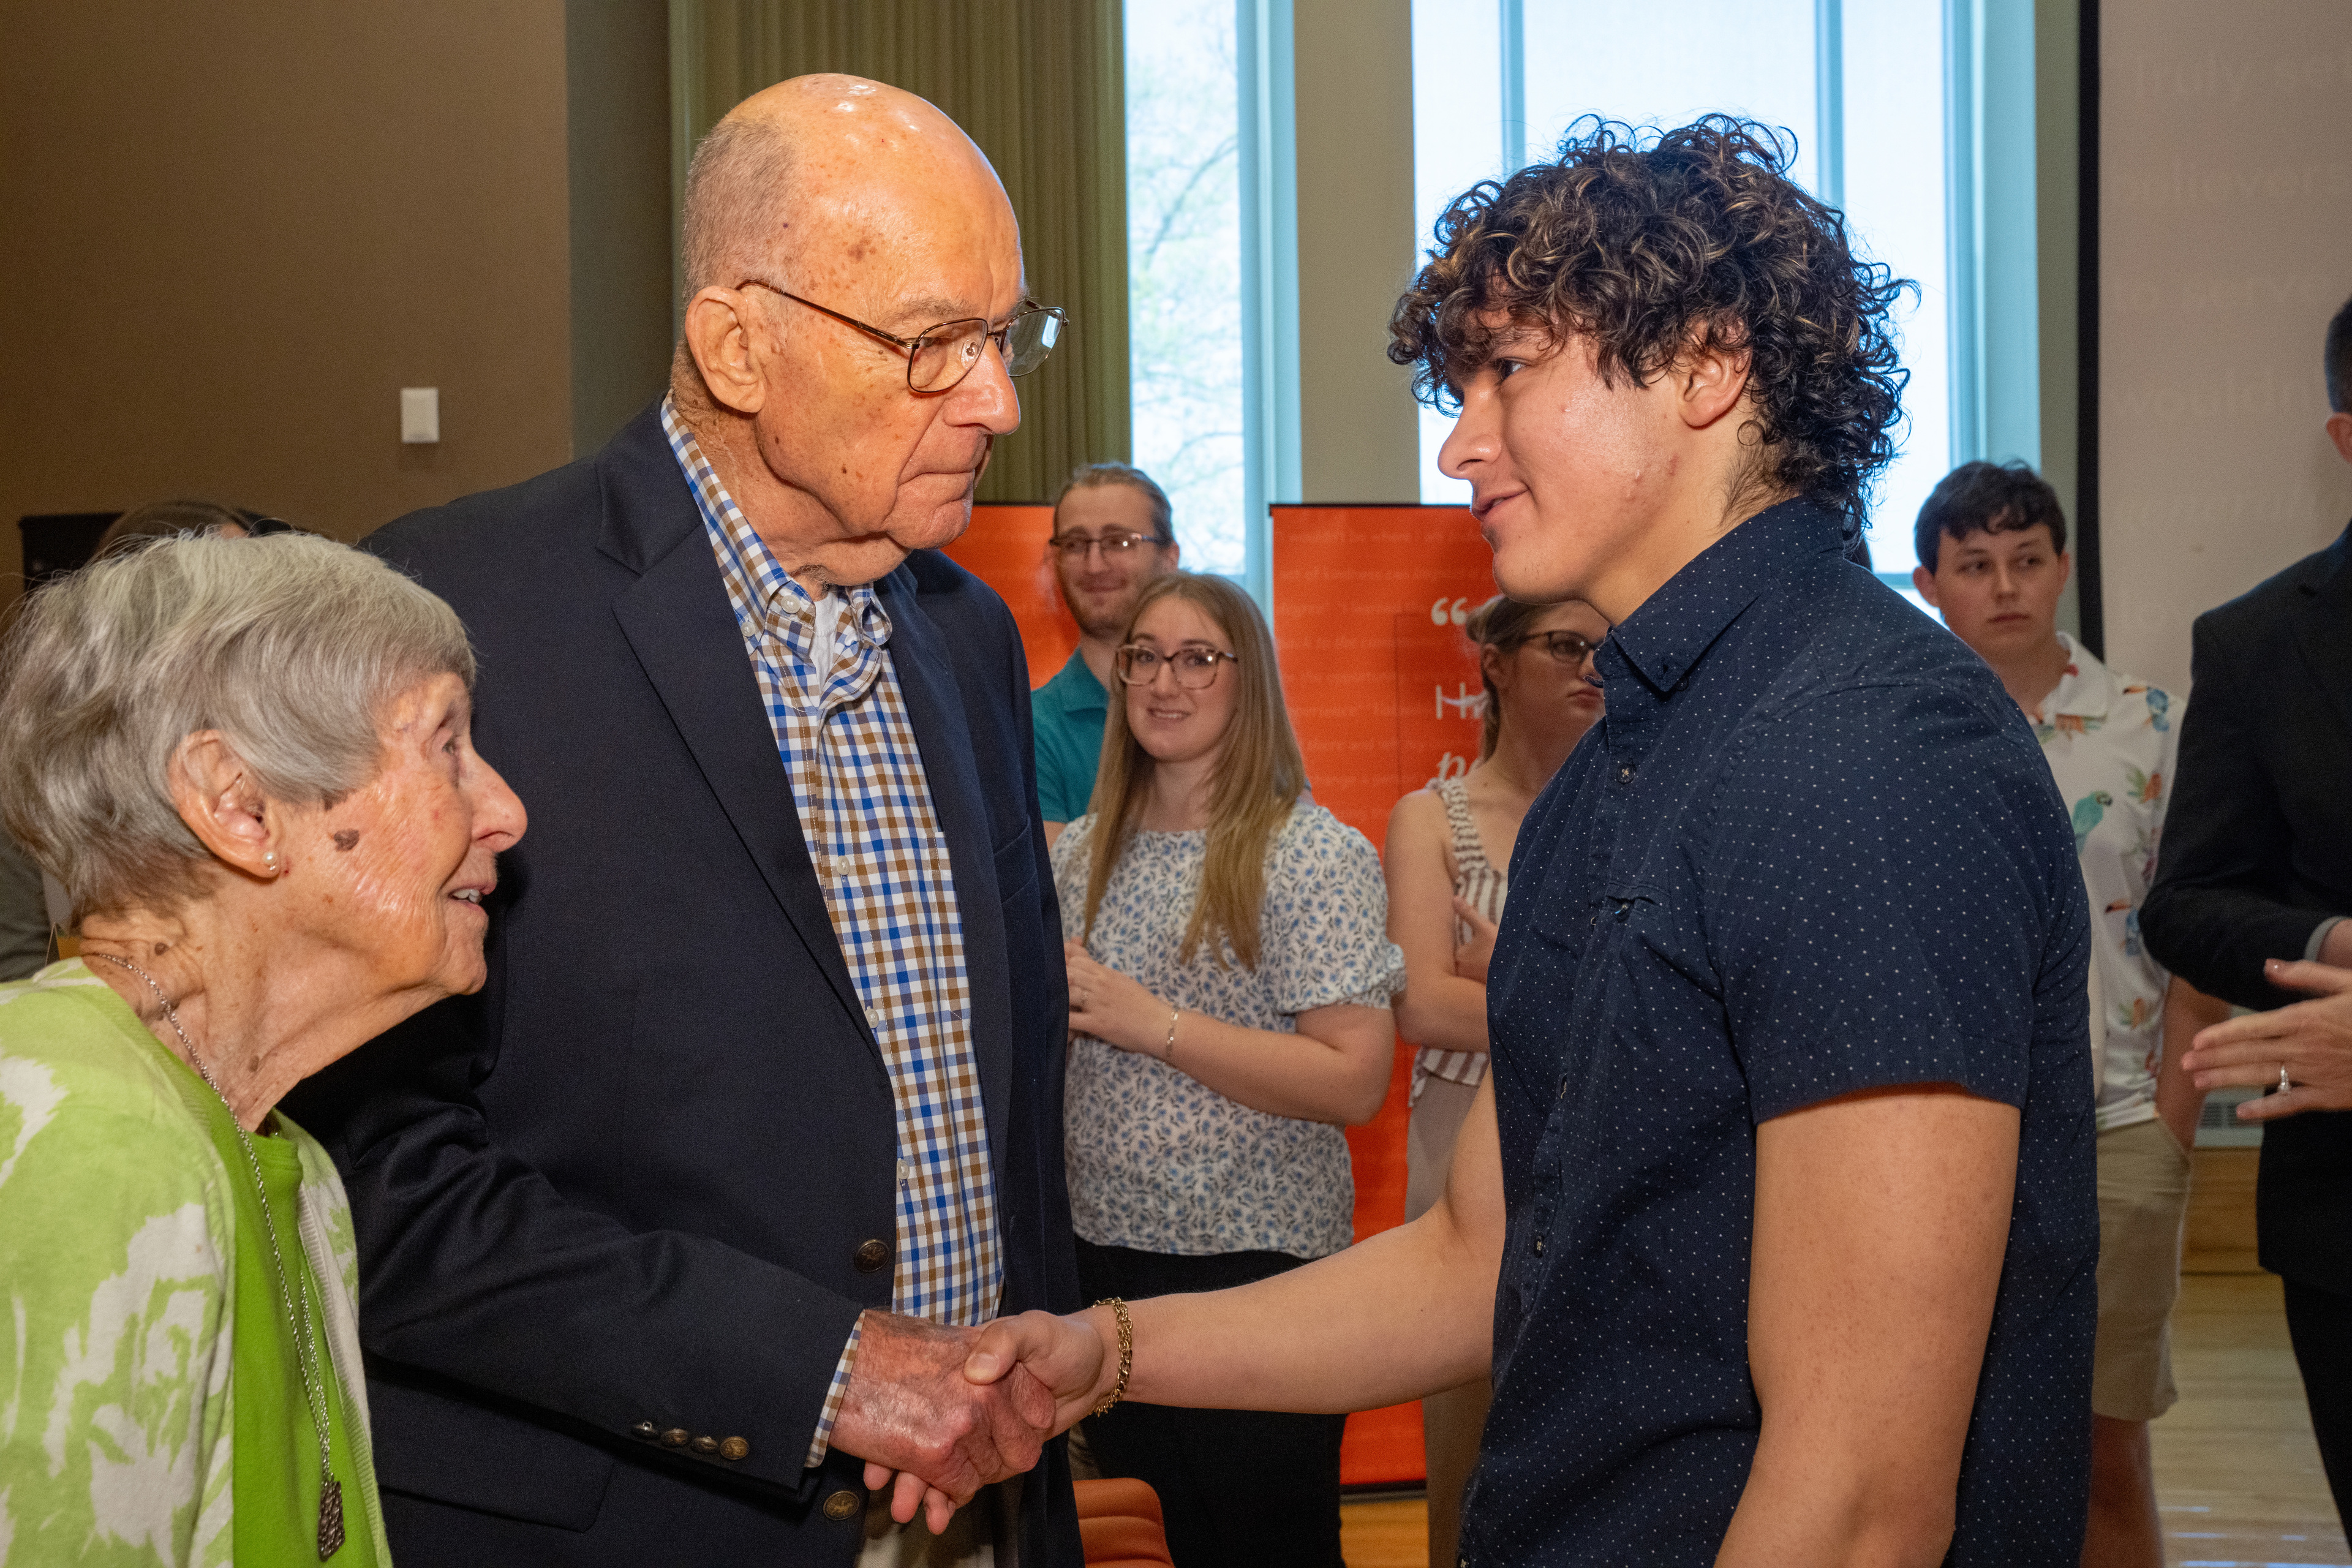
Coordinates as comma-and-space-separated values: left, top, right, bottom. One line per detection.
1033, 649, 1109, 823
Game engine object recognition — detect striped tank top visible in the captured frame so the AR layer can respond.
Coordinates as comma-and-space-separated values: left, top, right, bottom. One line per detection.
1412, 774, 1509, 1102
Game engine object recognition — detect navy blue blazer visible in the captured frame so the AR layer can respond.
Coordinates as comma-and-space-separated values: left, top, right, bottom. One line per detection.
288, 402, 1082, 1564
2141, 521, 2352, 1297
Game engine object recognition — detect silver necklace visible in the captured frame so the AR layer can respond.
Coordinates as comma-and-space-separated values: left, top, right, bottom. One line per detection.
87, 951, 345, 1559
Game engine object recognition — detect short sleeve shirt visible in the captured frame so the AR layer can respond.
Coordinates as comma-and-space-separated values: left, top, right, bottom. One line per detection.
1033, 651, 1110, 823
2029, 632, 2184, 1131
1053, 802, 1404, 1258
1470, 500, 2097, 1567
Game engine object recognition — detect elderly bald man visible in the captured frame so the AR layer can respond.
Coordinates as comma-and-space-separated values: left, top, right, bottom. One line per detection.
287, 77, 1082, 1565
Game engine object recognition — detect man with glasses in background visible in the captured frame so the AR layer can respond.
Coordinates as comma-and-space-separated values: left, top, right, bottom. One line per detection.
289, 75, 1084, 1567
1035, 464, 1179, 843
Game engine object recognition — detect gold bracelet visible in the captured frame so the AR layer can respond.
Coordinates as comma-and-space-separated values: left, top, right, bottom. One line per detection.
1089, 1297, 1133, 1418
1162, 1005, 1180, 1063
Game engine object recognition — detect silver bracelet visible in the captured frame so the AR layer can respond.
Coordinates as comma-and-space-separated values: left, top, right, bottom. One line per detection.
1162, 1005, 1180, 1063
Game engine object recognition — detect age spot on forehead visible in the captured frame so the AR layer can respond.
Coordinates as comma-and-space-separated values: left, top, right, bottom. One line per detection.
333, 830, 361, 852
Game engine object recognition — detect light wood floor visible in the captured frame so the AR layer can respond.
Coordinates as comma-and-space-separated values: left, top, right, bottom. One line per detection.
1338, 1271, 2348, 1567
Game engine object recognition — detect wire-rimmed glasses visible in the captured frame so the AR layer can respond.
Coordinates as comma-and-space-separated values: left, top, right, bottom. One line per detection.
1047, 531, 1169, 560
736, 280, 1066, 393
1114, 643, 1237, 688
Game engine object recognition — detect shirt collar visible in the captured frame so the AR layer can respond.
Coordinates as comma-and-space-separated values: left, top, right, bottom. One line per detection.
1050, 649, 1108, 709
659, 393, 891, 650
2041, 630, 2111, 721
1599, 497, 1844, 698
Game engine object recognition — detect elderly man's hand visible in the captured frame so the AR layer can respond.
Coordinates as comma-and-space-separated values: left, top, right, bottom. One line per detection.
2182, 957, 2352, 1120
831, 1311, 1059, 1532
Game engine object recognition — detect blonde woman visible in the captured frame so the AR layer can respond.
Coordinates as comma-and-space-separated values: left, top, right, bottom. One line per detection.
1383, 593, 1607, 1568
1057, 572, 1403, 1568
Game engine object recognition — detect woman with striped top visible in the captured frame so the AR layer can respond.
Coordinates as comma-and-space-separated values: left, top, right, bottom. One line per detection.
1382, 592, 1607, 1568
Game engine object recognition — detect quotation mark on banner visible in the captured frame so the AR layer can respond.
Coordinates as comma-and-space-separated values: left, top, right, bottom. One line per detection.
1430, 596, 1475, 626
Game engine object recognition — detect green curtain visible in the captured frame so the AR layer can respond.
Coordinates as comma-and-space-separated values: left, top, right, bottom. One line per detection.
668, 0, 1130, 502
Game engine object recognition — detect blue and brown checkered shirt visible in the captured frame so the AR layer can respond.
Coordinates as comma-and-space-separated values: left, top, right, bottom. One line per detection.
663, 398, 1003, 1469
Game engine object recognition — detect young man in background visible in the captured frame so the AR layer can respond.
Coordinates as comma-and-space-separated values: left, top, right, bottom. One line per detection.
1914, 461, 2232, 1568
1033, 463, 1178, 841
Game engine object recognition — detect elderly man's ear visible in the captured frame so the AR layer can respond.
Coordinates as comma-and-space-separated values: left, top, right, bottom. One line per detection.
167, 732, 279, 880
684, 288, 771, 417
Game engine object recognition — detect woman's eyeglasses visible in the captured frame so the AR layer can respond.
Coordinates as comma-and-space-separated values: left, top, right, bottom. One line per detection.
1114, 644, 1237, 688
1518, 630, 1600, 666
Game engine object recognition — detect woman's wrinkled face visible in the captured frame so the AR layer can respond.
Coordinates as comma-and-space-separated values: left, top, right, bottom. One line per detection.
1123, 596, 1240, 771
278, 673, 526, 1003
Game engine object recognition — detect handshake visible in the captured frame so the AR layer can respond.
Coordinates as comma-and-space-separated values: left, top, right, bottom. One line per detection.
831, 1304, 1120, 1532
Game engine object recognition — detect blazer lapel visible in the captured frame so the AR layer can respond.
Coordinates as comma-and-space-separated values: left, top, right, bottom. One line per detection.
880, 565, 1016, 1175
601, 450, 876, 1056
2291, 525, 2352, 740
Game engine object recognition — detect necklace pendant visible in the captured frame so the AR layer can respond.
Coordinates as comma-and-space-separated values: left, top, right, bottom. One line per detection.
317, 1474, 345, 1559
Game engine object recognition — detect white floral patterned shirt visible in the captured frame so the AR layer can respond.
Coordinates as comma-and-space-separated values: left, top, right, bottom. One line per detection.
1054, 802, 1404, 1259
2030, 632, 2184, 1132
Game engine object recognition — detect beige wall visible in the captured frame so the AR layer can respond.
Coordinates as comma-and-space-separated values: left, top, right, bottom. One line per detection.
2098, 0, 2352, 692
0, 1, 577, 584
1291, 0, 1422, 504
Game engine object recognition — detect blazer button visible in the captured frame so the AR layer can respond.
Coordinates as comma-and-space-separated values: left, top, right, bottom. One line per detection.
661, 1427, 690, 1447
720, 1436, 751, 1461
630, 1420, 658, 1441
823, 1488, 862, 1521
854, 1238, 891, 1274
691, 1435, 719, 1455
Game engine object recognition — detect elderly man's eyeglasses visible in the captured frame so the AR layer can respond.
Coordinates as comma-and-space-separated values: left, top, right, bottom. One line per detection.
1114, 644, 1236, 688
1049, 531, 1167, 560
736, 280, 1066, 393
1517, 630, 1600, 666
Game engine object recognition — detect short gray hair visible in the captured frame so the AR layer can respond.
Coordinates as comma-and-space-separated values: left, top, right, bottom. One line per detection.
680, 115, 796, 301
1053, 463, 1175, 544
0, 532, 476, 920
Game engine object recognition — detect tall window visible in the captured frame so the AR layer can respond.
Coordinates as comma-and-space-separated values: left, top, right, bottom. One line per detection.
1125, 0, 1247, 575
1411, 1, 1955, 586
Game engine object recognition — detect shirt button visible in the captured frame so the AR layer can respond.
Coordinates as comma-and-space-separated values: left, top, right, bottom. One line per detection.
1618, 765, 1634, 783
897, 1160, 913, 1183
1532, 1235, 1545, 1256
854, 1238, 892, 1274
824, 1489, 862, 1521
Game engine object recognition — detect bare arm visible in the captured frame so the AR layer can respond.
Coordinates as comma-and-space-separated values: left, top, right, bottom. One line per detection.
1065, 940, 1393, 1125
1385, 790, 1490, 1054
2155, 975, 2230, 1148
968, 1077, 1509, 1427
1715, 1084, 2018, 1568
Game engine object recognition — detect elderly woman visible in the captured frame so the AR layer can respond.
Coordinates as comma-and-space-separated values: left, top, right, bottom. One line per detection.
0, 533, 524, 1566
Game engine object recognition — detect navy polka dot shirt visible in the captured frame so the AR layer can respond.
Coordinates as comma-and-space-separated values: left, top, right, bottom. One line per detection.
1466, 499, 2097, 1566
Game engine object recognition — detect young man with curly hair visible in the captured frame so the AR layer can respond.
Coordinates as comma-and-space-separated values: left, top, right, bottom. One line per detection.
962, 118, 2097, 1567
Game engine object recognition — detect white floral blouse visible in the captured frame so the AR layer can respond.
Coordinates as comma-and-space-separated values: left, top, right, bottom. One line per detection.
1054, 802, 1405, 1259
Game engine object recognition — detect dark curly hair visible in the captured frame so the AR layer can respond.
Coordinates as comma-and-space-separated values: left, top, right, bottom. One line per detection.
1389, 116, 1912, 544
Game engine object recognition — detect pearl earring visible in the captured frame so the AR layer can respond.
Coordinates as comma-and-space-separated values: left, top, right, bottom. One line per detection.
264, 850, 279, 875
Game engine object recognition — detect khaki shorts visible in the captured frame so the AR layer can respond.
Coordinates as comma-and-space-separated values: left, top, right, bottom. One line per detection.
2092, 1115, 2193, 1422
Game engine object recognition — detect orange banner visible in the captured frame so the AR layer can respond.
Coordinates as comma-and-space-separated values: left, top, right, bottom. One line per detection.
944, 502, 1501, 1490
1272, 503, 1497, 1487
942, 504, 1080, 688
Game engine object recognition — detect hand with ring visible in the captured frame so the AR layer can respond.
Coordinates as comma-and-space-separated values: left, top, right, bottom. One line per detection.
2181, 958, 2352, 1121
1065, 940, 1175, 1059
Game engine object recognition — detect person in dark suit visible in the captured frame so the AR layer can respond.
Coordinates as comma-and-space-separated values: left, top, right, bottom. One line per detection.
2140, 289, 2352, 1532
286, 75, 1081, 1565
